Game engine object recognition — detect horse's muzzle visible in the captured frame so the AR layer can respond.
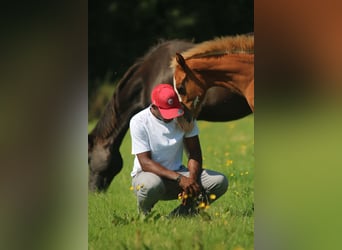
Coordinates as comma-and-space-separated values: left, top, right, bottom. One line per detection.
182, 105, 194, 123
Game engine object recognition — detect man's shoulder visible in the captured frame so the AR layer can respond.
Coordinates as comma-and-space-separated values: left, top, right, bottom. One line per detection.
130, 107, 150, 124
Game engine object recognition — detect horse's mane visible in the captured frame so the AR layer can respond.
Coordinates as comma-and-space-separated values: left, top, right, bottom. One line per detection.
170, 34, 254, 68
89, 62, 141, 141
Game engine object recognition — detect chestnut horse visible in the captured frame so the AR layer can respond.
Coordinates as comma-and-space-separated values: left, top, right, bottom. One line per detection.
172, 35, 254, 121
88, 39, 252, 192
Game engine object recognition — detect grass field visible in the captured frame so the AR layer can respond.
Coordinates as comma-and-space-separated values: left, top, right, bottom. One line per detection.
88, 115, 254, 250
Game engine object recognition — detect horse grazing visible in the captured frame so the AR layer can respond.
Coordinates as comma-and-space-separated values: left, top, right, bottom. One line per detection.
172, 34, 254, 121
89, 39, 252, 192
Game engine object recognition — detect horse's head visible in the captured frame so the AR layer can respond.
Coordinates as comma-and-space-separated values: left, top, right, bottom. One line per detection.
173, 53, 208, 120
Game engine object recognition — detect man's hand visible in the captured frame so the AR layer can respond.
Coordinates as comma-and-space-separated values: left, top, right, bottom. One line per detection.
178, 175, 201, 197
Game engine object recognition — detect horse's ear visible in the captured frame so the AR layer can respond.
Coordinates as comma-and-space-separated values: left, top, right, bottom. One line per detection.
176, 53, 191, 73
175, 53, 186, 67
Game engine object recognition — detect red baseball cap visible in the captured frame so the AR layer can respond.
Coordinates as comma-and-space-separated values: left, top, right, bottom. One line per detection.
151, 84, 184, 119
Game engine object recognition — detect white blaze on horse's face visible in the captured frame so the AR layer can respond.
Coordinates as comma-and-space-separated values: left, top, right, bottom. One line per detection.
173, 76, 182, 102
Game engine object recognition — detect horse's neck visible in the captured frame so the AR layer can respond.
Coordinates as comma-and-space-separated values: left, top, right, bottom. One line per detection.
90, 62, 147, 150
193, 54, 254, 94
90, 97, 127, 150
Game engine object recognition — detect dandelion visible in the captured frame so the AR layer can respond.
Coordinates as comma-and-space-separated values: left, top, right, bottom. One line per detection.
226, 159, 233, 166
230, 173, 234, 177
209, 194, 216, 200
178, 190, 214, 212
129, 186, 134, 191
240, 172, 244, 176
245, 171, 249, 175
198, 202, 206, 208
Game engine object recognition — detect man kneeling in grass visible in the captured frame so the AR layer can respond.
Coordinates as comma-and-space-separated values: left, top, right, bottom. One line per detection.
129, 84, 228, 216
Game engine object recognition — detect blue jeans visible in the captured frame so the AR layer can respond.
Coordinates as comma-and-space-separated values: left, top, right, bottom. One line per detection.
132, 166, 228, 214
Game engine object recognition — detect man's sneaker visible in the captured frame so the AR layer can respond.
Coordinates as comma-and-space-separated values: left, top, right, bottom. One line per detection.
168, 200, 199, 217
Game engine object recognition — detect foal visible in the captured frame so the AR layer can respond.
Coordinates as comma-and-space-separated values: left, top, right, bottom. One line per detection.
172, 34, 254, 119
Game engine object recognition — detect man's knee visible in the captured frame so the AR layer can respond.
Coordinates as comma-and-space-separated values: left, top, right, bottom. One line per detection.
134, 173, 165, 198
206, 172, 229, 198
218, 174, 229, 194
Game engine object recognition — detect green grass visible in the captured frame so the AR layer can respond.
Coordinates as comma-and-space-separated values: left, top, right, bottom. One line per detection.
88, 115, 254, 250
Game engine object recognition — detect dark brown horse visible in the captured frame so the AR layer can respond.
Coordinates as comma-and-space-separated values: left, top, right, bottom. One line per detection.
88, 39, 252, 192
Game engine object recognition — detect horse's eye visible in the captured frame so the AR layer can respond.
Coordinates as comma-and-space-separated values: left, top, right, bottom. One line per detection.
177, 85, 186, 95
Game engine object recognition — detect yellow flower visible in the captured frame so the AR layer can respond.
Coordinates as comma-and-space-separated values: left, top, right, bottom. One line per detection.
183, 193, 188, 199
230, 173, 234, 177
226, 159, 233, 166
245, 171, 249, 175
209, 194, 216, 200
136, 184, 144, 191
198, 202, 206, 208
129, 186, 134, 191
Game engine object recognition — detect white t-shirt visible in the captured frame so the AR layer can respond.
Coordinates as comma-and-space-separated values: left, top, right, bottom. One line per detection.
129, 106, 199, 177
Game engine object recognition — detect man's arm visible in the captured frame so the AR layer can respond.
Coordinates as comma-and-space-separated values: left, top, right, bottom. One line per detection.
184, 135, 203, 181
181, 135, 202, 196
137, 151, 180, 181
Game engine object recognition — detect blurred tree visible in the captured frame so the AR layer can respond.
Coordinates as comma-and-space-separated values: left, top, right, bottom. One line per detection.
89, 0, 253, 100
